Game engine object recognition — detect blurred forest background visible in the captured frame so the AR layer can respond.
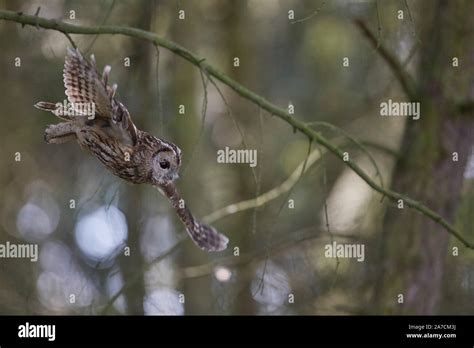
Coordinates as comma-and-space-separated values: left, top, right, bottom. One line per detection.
0, 0, 473, 315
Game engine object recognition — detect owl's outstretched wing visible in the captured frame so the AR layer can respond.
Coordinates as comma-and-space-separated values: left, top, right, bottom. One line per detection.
158, 182, 229, 252
63, 48, 138, 146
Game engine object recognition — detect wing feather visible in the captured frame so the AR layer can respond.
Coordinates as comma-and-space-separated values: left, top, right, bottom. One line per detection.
63, 48, 112, 118
63, 48, 138, 145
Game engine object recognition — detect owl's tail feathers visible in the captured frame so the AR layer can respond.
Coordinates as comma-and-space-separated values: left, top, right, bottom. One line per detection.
188, 222, 229, 252
34, 101, 72, 121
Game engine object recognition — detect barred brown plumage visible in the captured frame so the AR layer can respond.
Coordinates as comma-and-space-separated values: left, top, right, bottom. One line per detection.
34, 48, 229, 252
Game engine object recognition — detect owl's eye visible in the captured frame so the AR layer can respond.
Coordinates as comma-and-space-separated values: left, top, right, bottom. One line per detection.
159, 160, 170, 169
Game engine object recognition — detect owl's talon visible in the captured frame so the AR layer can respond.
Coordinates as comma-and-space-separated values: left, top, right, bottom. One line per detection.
44, 123, 76, 144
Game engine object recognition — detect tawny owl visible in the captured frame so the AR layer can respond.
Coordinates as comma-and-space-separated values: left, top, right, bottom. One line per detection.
35, 48, 228, 252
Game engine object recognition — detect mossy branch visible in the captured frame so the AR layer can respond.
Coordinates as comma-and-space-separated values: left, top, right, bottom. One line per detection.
0, 10, 472, 249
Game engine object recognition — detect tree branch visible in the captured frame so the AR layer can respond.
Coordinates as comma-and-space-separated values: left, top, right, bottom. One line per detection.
180, 226, 360, 280
203, 146, 325, 224
1, 9, 472, 249
354, 19, 419, 102
203, 138, 398, 224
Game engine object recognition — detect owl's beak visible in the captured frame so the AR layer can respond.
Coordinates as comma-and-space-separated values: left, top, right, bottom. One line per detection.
164, 171, 179, 183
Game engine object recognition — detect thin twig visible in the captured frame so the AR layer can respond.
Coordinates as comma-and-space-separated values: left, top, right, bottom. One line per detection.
84, 0, 116, 54
317, 143, 340, 290
355, 19, 418, 102
307, 121, 385, 192
206, 74, 259, 187
62, 31, 77, 49
252, 137, 313, 298
203, 141, 322, 224
203, 138, 397, 225
180, 68, 209, 177
404, 0, 422, 44
101, 236, 185, 314
154, 44, 164, 136
290, 2, 325, 24
252, 108, 265, 235
181, 226, 360, 280
373, 0, 382, 52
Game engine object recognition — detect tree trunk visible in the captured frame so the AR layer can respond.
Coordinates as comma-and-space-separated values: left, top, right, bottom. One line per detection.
374, 0, 474, 314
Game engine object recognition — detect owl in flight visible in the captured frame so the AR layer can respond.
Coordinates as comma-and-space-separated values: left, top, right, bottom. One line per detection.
35, 48, 228, 252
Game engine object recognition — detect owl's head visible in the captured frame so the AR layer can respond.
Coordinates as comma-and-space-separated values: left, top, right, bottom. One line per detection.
151, 143, 182, 185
